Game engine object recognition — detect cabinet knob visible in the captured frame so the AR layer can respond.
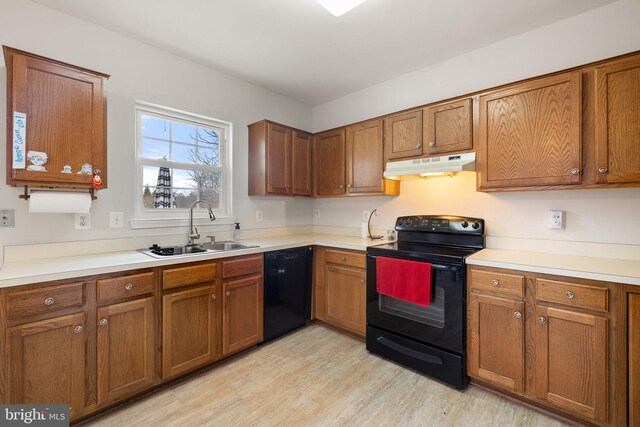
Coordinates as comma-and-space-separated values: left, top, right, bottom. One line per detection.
340, 256, 346, 262
598, 167, 608, 174
44, 297, 55, 306
124, 283, 133, 291
565, 291, 574, 299
339, 184, 344, 189
99, 318, 108, 326
514, 311, 522, 319
416, 144, 422, 149
225, 290, 231, 297
490, 279, 499, 286
211, 293, 217, 300
428, 141, 435, 148
538, 316, 547, 325
347, 184, 352, 188
286, 185, 291, 189
570, 168, 580, 175
73, 325, 83, 334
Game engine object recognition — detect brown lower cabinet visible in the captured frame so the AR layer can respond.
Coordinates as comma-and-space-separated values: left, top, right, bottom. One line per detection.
314, 247, 366, 337
223, 274, 263, 354
468, 266, 624, 426
629, 292, 640, 427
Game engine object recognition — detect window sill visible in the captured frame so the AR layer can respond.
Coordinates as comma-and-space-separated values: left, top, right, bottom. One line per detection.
129, 216, 236, 230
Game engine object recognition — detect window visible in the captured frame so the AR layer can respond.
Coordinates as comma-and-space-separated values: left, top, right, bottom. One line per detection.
132, 102, 233, 228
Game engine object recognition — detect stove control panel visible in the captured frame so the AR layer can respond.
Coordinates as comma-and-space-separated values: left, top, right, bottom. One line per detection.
395, 215, 484, 235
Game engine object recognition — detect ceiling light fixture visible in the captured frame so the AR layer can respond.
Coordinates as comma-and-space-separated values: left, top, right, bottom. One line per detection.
314, 0, 369, 16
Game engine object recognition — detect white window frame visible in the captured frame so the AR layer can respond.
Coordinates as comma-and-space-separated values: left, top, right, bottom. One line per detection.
130, 101, 234, 229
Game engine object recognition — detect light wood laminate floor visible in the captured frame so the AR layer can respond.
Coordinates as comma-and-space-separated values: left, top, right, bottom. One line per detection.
85, 324, 567, 427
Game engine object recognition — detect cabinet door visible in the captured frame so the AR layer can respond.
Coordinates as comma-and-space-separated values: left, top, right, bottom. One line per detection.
291, 130, 312, 196
384, 110, 423, 161
266, 122, 291, 194
162, 285, 220, 379
314, 129, 346, 196
595, 55, 640, 184
346, 119, 384, 194
6, 48, 107, 188
533, 306, 608, 422
424, 98, 473, 155
468, 293, 525, 391
8, 313, 85, 418
223, 275, 264, 355
97, 297, 156, 405
478, 72, 582, 190
324, 264, 365, 336
630, 293, 640, 427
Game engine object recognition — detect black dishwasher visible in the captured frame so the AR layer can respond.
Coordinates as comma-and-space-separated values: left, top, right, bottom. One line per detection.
263, 246, 313, 343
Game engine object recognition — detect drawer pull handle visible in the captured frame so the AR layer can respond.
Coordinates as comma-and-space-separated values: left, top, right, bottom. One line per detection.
211, 293, 217, 300
226, 290, 231, 297
99, 319, 108, 327
124, 283, 134, 290
73, 325, 83, 334
44, 297, 55, 306
538, 316, 546, 325
490, 279, 499, 286
340, 256, 347, 262
565, 291, 574, 299
570, 168, 580, 175
514, 311, 522, 319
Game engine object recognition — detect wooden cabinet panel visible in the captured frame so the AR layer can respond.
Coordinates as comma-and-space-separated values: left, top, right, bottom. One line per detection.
7, 281, 85, 320
96, 272, 154, 303
535, 279, 608, 312
292, 130, 312, 196
630, 293, 640, 427
324, 264, 366, 336
8, 313, 85, 418
469, 268, 524, 298
266, 122, 291, 194
223, 275, 263, 355
346, 119, 384, 194
384, 110, 423, 161
468, 293, 525, 391
478, 72, 582, 190
162, 285, 220, 379
533, 305, 608, 422
4, 47, 108, 189
314, 129, 346, 196
424, 98, 473, 155
97, 297, 156, 404
162, 262, 217, 290
595, 55, 640, 184
221, 254, 263, 280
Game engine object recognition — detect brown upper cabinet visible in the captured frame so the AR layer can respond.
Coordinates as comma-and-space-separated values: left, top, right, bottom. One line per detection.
594, 55, 640, 184
384, 109, 423, 161
423, 98, 473, 155
346, 119, 399, 196
477, 71, 582, 190
3, 46, 109, 191
314, 128, 347, 196
248, 120, 312, 196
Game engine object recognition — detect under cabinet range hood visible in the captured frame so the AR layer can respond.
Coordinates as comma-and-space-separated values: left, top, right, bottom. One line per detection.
384, 153, 476, 179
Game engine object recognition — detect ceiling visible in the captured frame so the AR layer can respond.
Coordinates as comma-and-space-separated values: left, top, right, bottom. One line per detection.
31, 0, 616, 105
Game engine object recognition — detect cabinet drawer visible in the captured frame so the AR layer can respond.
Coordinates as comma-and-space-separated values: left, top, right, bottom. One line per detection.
222, 255, 263, 279
97, 272, 155, 303
469, 269, 524, 298
536, 279, 608, 312
325, 249, 366, 269
7, 282, 86, 319
163, 263, 217, 290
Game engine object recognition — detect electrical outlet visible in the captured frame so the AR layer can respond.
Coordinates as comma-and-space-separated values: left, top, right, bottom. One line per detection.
109, 211, 124, 228
75, 213, 91, 230
256, 210, 263, 222
315, 209, 320, 218
363, 210, 371, 222
547, 210, 565, 229
0, 209, 15, 227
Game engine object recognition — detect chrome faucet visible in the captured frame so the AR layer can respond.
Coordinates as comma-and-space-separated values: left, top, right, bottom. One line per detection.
188, 200, 216, 245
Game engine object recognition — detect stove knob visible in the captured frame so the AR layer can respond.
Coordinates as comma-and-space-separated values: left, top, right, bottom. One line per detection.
406, 218, 413, 226
461, 221, 469, 228
472, 222, 480, 230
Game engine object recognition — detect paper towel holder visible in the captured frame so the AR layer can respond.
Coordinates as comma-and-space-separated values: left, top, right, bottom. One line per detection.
18, 186, 98, 201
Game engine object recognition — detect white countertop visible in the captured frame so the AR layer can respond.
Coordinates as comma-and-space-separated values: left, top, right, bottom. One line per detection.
0, 234, 388, 288
467, 249, 640, 286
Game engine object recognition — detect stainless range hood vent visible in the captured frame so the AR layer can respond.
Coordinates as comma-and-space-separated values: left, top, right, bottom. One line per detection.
384, 153, 476, 179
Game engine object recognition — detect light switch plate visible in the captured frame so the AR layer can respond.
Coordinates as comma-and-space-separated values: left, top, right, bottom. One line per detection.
75, 213, 91, 230
548, 210, 565, 229
363, 210, 370, 222
0, 209, 15, 227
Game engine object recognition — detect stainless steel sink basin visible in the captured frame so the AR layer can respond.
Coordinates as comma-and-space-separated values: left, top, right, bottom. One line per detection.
198, 241, 259, 251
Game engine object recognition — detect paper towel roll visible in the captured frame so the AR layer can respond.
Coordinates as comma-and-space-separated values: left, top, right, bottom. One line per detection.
361, 222, 368, 239
29, 191, 92, 214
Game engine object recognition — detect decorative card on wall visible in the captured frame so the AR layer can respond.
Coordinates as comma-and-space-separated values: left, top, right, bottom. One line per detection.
13, 111, 26, 169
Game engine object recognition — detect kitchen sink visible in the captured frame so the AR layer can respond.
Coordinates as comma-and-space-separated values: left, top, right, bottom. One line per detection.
139, 241, 259, 258
198, 241, 259, 251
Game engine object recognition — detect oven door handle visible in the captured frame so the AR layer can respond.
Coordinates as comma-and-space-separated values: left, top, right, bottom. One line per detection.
376, 336, 444, 365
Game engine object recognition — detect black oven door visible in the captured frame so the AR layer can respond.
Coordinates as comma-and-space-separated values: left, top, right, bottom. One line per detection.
366, 253, 466, 355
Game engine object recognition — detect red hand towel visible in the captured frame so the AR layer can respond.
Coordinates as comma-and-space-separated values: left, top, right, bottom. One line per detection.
376, 257, 432, 307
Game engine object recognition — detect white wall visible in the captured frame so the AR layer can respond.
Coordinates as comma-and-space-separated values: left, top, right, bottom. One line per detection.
312, 0, 640, 247
0, 0, 314, 263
